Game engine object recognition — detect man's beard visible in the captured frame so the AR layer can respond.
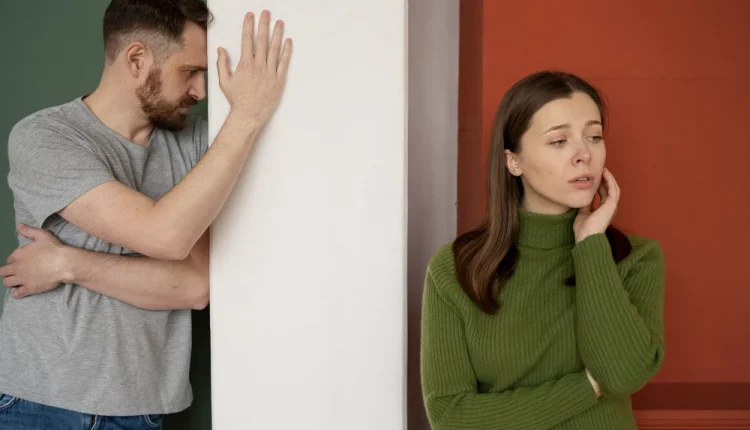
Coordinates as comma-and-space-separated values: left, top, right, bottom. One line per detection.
135, 67, 197, 131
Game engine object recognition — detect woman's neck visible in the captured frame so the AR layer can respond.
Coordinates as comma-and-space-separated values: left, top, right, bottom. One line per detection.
516, 208, 578, 249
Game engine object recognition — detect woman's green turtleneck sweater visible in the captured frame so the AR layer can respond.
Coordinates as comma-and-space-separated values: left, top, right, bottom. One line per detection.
420, 209, 665, 429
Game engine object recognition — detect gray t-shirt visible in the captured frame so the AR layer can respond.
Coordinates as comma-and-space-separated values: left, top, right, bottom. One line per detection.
0, 97, 209, 415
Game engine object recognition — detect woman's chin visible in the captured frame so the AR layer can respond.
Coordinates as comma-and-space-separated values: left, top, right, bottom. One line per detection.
565, 194, 597, 209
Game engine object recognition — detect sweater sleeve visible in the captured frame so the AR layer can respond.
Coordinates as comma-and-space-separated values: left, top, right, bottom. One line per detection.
572, 233, 666, 395
420, 268, 599, 430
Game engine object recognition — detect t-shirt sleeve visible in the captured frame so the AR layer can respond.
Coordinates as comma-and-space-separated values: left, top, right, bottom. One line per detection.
193, 115, 209, 163
190, 115, 208, 169
7, 117, 116, 227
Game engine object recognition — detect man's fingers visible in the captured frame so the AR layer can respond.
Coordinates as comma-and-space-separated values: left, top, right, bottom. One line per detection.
240, 12, 255, 62
277, 39, 293, 77
17, 224, 37, 240
3, 276, 21, 288
0, 264, 14, 278
11, 287, 29, 299
255, 10, 271, 65
17, 223, 50, 241
267, 19, 284, 68
17, 224, 31, 239
217, 47, 232, 89
6, 250, 18, 264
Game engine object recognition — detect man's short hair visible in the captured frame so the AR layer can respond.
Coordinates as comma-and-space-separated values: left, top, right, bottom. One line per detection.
103, 0, 212, 62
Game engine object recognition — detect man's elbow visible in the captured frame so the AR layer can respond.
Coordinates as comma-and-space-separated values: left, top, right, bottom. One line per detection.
190, 268, 210, 310
192, 290, 209, 310
153, 230, 194, 261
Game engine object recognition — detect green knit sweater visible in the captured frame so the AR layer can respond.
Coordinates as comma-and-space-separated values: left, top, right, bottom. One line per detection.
420, 209, 665, 430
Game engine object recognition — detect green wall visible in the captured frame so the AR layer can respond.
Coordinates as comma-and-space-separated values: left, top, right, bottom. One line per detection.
0, 1, 212, 428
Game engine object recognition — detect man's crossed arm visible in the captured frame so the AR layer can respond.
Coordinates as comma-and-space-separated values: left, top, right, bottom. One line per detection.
1, 223, 210, 311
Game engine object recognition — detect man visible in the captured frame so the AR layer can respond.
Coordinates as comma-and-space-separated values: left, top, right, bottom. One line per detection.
0, 0, 292, 428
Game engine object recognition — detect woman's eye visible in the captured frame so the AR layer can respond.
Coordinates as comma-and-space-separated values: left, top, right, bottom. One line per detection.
550, 140, 566, 147
588, 135, 603, 142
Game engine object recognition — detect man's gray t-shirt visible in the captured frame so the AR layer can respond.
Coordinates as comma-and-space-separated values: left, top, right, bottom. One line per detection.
0, 97, 209, 415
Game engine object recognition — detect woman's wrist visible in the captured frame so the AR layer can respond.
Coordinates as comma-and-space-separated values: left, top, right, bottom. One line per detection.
585, 368, 602, 397
575, 229, 605, 244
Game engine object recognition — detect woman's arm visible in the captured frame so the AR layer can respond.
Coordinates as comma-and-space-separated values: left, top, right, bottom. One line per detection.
421, 269, 599, 430
572, 234, 666, 395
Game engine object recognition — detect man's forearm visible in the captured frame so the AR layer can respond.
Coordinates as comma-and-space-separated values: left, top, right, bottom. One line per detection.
60, 246, 209, 311
152, 112, 260, 256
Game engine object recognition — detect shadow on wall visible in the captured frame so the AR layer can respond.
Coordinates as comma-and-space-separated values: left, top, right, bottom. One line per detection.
0, 1, 213, 428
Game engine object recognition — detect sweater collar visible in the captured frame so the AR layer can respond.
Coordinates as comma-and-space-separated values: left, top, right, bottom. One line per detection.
517, 208, 577, 249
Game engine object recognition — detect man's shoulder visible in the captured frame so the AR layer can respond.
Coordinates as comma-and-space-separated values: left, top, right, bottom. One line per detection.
11, 106, 62, 135
184, 114, 208, 138
187, 113, 207, 128
9, 99, 87, 145
157, 114, 209, 166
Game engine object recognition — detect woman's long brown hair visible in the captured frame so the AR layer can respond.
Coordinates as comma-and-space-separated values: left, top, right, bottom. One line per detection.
452, 71, 632, 315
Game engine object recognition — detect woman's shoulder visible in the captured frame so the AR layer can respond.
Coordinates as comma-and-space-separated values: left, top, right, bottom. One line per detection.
427, 242, 456, 272
424, 242, 465, 298
626, 234, 663, 256
622, 233, 665, 269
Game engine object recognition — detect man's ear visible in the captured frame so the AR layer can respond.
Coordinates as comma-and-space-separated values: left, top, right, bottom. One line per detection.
123, 41, 151, 78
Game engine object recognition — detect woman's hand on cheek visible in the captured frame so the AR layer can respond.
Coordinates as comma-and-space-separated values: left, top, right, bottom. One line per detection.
573, 168, 620, 243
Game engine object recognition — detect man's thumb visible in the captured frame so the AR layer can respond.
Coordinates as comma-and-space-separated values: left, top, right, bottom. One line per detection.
17, 224, 40, 240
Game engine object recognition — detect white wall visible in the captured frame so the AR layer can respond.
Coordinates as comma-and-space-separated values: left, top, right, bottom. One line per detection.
207, 0, 458, 429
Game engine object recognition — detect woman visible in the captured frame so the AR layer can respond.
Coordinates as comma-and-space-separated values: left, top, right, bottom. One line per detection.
420, 71, 665, 429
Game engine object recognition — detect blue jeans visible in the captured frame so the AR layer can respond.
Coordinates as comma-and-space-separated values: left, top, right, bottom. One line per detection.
0, 393, 162, 430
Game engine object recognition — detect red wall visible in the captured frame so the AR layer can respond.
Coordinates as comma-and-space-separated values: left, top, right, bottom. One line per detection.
457, 0, 750, 424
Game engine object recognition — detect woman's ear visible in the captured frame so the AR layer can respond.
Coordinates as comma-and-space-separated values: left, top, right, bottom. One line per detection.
504, 149, 522, 176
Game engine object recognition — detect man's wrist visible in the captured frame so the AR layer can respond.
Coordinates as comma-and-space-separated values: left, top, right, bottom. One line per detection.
225, 109, 263, 142
57, 246, 78, 284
